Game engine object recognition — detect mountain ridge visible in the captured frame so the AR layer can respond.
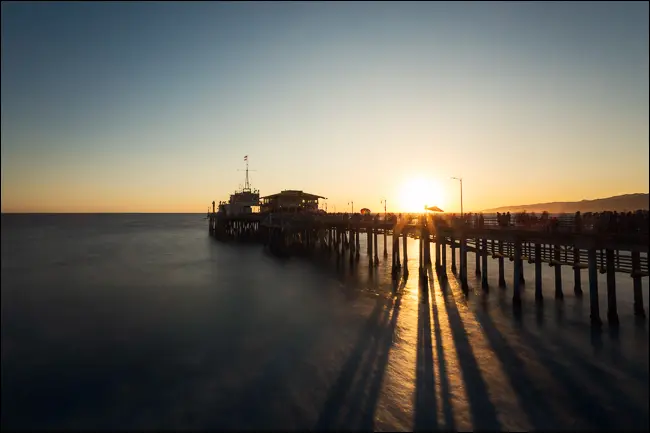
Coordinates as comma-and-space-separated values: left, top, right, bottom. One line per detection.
481, 193, 649, 214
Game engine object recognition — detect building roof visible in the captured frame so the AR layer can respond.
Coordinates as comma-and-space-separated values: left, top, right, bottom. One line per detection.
261, 190, 327, 200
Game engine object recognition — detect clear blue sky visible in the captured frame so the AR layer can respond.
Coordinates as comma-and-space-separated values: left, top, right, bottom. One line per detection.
2, 1, 648, 212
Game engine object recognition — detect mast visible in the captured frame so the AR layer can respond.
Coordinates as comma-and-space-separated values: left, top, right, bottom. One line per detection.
244, 158, 250, 191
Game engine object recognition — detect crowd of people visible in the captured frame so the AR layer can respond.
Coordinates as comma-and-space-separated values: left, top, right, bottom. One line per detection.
320, 209, 649, 236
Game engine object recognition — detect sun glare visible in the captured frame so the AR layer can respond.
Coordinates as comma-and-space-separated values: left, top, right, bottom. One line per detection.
399, 177, 445, 213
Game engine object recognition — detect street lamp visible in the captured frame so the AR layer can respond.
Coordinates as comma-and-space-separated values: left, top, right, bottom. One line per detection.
451, 177, 463, 216
380, 199, 387, 219
348, 201, 354, 214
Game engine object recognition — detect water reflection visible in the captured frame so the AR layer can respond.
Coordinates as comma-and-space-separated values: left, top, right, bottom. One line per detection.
1, 217, 648, 431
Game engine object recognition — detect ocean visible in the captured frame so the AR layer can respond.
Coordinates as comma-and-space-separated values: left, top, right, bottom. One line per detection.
1, 213, 648, 430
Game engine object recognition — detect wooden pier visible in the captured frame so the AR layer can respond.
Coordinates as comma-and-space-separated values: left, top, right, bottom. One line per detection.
208, 212, 649, 327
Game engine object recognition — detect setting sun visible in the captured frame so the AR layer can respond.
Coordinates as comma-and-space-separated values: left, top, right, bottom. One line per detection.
398, 176, 446, 213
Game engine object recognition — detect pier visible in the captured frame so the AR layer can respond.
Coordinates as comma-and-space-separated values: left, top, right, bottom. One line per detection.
209, 211, 649, 327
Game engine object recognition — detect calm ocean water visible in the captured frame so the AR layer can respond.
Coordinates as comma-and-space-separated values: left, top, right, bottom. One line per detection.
1, 214, 648, 430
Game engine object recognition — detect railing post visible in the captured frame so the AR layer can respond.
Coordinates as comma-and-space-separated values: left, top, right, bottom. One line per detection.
632, 251, 645, 319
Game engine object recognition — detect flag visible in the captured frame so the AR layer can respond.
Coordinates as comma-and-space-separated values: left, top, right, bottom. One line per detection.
244, 155, 248, 161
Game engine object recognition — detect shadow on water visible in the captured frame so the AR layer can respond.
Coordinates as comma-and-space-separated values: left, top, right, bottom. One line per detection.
473, 302, 561, 430
412, 266, 437, 431
474, 282, 647, 430
438, 273, 502, 431
511, 320, 647, 430
313, 278, 405, 431
428, 269, 456, 431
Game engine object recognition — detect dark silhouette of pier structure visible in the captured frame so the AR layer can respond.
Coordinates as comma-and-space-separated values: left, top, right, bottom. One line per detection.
209, 210, 648, 327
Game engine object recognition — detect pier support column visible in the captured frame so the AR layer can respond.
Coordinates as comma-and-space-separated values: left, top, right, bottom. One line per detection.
513, 240, 522, 308
419, 229, 424, 278
498, 240, 506, 287
554, 245, 563, 300
606, 249, 619, 326
450, 238, 457, 274
440, 237, 447, 278
435, 236, 441, 272
534, 244, 543, 303
391, 231, 397, 276
363, 229, 368, 258
368, 228, 374, 268
356, 230, 360, 259
519, 243, 525, 284
460, 237, 469, 293
383, 231, 388, 258
573, 246, 583, 297
632, 251, 646, 318
481, 238, 489, 292
374, 228, 379, 265
402, 233, 408, 277
349, 229, 355, 265
396, 232, 401, 268
588, 248, 602, 327
475, 238, 481, 276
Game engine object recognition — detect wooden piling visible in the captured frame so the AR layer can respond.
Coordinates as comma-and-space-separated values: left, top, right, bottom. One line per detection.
441, 236, 447, 278
481, 238, 488, 291
606, 249, 619, 326
402, 232, 408, 276
435, 235, 441, 271
513, 240, 522, 308
460, 237, 469, 292
588, 248, 602, 326
368, 227, 374, 268
451, 237, 457, 274
573, 246, 583, 297
534, 243, 543, 303
554, 244, 563, 300
498, 240, 505, 287
632, 251, 646, 318
374, 228, 379, 265
475, 237, 481, 276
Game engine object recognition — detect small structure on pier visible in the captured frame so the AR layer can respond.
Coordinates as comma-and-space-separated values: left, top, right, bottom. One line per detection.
219, 157, 260, 216
260, 190, 326, 214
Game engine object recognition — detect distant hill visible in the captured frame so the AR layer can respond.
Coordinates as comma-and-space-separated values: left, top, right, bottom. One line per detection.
481, 193, 649, 214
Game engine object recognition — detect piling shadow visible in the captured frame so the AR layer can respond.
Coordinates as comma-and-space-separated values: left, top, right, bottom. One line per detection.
436, 277, 502, 431
473, 304, 559, 430
515, 320, 648, 430
313, 279, 405, 431
428, 269, 456, 431
413, 268, 437, 431
484, 300, 648, 430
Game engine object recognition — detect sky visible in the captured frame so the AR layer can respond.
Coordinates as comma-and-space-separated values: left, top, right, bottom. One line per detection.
1, 1, 648, 213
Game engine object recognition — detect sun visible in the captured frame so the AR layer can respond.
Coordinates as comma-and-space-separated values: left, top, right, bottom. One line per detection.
398, 176, 446, 213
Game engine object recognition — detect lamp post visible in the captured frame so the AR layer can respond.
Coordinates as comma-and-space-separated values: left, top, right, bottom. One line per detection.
348, 201, 354, 214
451, 177, 463, 216
380, 199, 387, 219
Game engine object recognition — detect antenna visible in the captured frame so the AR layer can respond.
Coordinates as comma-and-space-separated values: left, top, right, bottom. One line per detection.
238, 157, 257, 192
